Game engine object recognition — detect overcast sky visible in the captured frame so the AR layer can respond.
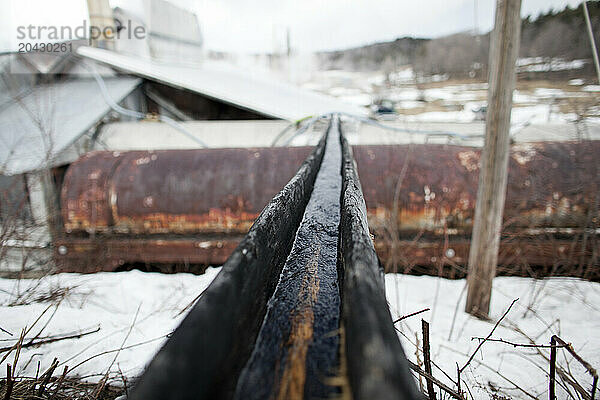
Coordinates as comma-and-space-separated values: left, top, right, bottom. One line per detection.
1, 0, 587, 53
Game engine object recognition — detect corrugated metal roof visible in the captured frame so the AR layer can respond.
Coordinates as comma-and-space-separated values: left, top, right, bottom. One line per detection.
77, 46, 368, 121
0, 77, 141, 175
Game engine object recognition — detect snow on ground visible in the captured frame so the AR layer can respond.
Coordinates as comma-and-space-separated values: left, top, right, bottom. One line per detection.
0, 270, 598, 400
386, 274, 600, 399
398, 102, 577, 124
0, 268, 221, 380
516, 58, 587, 73
301, 66, 599, 125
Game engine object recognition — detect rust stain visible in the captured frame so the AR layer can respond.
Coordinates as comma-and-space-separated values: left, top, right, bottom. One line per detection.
511, 143, 539, 165
457, 149, 480, 172
54, 235, 598, 276
275, 247, 320, 400
54, 238, 239, 273
62, 148, 312, 235
111, 209, 260, 234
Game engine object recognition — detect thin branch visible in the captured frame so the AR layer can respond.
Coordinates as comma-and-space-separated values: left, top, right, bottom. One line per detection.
4, 364, 13, 400
448, 283, 467, 341
553, 335, 598, 400
93, 305, 141, 399
0, 326, 100, 354
407, 360, 465, 400
459, 298, 518, 375
510, 323, 593, 400
422, 319, 437, 400
395, 325, 459, 386
0, 326, 12, 336
394, 308, 430, 324
68, 335, 167, 373
553, 335, 598, 379
442, 344, 538, 400
471, 337, 569, 349
0, 303, 54, 365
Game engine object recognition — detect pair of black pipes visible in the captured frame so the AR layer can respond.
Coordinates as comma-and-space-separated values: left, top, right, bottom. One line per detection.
130, 115, 421, 400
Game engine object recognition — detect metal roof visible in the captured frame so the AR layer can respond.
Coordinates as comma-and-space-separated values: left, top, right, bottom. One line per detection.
0, 77, 141, 175
77, 46, 368, 121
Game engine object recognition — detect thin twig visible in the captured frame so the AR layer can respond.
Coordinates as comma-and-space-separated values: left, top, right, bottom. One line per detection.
94, 304, 141, 399
0, 326, 12, 336
553, 336, 598, 379
394, 308, 430, 324
0, 326, 100, 354
26, 300, 63, 347
459, 298, 518, 375
510, 323, 593, 400
550, 336, 557, 400
4, 364, 13, 400
67, 335, 168, 373
10, 328, 24, 379
37, 357, 59, 397
118, 364, 129, 398
442, 344, 538, 400
0, 303, 54, 365
422, 319, 437, 400
407, 360, 465, 400
176, 287, 210, 317
395, 325, 458, 386
470, 337, 569, 349
49, 365, 69, 400
553, 335, 598, 400
448, 283, 467, 341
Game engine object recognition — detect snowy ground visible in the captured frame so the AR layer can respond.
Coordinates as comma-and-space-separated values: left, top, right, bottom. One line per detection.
386, 274, 600, 399
0, 269, 221, 381
1, 270, 598, 399
300, 66, 600, 127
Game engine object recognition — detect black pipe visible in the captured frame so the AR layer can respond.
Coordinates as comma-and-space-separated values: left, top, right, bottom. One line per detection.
339, 118, 422, 400
130, 126, 328, 400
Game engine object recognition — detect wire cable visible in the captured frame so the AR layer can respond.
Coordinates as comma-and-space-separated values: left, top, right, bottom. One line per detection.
83, 60, 208, 148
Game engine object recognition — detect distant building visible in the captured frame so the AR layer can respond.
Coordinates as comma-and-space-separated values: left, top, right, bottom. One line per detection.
0, 0, 364, 273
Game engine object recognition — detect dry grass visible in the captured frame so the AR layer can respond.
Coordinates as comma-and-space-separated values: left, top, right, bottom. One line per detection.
0, 374, 125, 400
0, 285, 130, 400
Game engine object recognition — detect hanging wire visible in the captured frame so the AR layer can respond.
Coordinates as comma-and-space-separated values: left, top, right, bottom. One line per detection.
82, 60, 208, 148
271, 111, 484, 147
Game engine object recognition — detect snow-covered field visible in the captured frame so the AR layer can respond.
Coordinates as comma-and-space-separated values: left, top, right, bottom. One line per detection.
387, 274, 600, 399
1, 270, 598, 399
301, 67, 600, 126
0, 269, 221, 380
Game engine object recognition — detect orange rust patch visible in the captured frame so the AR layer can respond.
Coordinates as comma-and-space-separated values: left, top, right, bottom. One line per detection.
275, 246, 320, 400
111, 209, 259, 234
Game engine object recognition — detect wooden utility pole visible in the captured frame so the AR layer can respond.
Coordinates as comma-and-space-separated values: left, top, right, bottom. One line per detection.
583, 1, 600, 85
466, 0, 521, 318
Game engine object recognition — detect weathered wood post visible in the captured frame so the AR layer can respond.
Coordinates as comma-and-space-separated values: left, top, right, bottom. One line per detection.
583, 1, 600, 85
466, 0, 522, 318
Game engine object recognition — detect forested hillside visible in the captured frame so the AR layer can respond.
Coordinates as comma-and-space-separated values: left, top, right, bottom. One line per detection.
317, 1, 600, 80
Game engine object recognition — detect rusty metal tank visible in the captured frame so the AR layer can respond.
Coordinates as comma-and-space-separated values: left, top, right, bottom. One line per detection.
62, 147, 313, 235
57, 141, 600, 274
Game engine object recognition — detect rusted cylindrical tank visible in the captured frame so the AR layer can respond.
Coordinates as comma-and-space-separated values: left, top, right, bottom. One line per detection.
62, 147, 313, 235
57, 141, 600, 274
353, 141, 599, 235
63, 142, 599, 236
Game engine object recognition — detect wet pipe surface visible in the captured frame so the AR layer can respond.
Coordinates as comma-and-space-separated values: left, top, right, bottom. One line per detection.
129, 116, 420, 400
235, 120, 342, 399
